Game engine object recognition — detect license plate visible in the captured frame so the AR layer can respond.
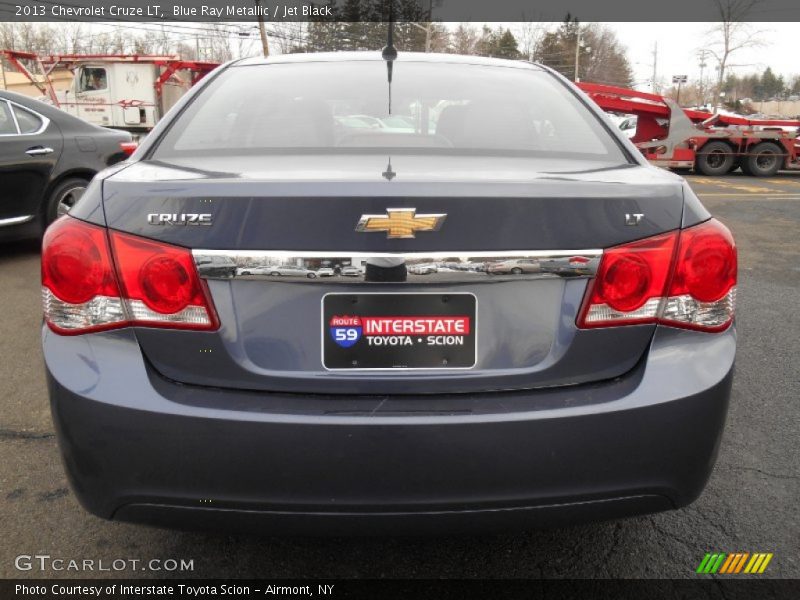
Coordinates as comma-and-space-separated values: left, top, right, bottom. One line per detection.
322, 293, 477, 370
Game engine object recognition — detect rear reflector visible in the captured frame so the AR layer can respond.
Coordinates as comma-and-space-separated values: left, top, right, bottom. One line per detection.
578, 219, 736, 332
42, 216, 218, 335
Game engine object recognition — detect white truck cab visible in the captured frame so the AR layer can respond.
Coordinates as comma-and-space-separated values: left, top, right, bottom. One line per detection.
61, 62, 160, 131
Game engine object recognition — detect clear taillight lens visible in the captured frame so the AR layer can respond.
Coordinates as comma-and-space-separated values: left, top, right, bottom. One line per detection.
661, 219, 737, 331
577, 219, 736, 332
42, 216, 218, 335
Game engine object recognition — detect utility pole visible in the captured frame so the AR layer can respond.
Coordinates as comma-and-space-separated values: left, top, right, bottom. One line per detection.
651, 41, 658, 93
255, 0, 269, 57
698, 49, 708, 106
574, 28, 582, 82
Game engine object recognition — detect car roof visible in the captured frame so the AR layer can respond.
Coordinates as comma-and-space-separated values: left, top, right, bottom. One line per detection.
0, 89, 109, 132
235, 51, 545, 71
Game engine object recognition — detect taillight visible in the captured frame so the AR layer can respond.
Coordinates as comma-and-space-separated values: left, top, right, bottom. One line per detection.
110, 231, 218, 330
42, 217, 126, 334
661, 219, 737, 331
42, 216, 218, 335
578, 231, 677, 327
577, 219, 736, 332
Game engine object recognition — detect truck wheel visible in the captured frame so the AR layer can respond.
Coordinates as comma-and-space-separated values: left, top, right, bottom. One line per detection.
695, 141, 735, 176
46, 177, 90, 225
744, 142, 784, 177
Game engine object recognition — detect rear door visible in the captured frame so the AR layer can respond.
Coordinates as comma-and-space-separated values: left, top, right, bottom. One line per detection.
0, 98, 63, 224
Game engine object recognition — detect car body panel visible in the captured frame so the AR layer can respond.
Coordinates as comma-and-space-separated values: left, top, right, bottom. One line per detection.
0, 90, 130, 240
97, 155, 684, 394
45, 324, 734, 533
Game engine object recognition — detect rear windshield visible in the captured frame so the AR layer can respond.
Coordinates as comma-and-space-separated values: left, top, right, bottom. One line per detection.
154, 61, 628, 161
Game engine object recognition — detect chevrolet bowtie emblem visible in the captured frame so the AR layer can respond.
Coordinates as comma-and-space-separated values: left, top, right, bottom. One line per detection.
355, 208, 446, 239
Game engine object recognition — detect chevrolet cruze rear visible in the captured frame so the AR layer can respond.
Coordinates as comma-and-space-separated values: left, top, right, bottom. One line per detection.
42, 53, 736, 533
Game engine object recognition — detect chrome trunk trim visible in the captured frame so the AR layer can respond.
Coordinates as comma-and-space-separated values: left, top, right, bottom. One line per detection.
193, 250, 602, 284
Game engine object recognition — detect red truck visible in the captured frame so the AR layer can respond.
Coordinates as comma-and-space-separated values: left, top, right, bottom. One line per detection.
578, 82, 800, 177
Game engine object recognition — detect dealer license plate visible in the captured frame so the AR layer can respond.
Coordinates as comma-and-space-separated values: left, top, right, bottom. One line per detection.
322, 293, 477, 370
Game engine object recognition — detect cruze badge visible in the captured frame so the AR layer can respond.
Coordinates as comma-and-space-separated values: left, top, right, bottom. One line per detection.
356, 208, 446, 239
147, 213, 212, 226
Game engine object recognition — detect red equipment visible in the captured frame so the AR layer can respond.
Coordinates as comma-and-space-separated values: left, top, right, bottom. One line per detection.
578, 82, 800, 176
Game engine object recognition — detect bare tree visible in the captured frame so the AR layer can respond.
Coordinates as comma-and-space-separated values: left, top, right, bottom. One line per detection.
515, 20, 549, 62
269, 22, 306, 54
707, 0, 767, 108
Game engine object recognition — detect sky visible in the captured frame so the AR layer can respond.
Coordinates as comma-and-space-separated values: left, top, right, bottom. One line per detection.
604, 22, 798, 91
52, 20, 800, 93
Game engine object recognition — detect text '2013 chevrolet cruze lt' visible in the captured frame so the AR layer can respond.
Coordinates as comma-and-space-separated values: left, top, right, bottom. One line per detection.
42, 53, 736, 534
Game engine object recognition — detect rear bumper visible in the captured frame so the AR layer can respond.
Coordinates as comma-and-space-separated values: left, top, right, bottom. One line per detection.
44, 325, 735, 534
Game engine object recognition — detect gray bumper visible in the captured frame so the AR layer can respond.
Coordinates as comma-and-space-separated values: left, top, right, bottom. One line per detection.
44, 326, 735, 534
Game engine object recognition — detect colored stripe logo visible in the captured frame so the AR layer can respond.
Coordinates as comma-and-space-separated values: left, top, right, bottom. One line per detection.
696, 552, 773, 574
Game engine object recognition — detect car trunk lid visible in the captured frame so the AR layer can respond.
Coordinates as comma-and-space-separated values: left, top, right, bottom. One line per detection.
102, 154, 684, 394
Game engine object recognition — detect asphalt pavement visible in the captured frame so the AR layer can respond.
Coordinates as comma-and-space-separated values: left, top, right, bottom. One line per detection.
0, 173, 797, 579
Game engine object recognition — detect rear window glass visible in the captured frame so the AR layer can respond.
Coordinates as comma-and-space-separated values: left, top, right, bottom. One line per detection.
0, 102, 15, 134
155, 61, 627, 161
12, 105, 43, 134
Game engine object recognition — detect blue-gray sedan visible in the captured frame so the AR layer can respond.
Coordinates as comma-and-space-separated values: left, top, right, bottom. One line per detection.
42, 53, 736, 534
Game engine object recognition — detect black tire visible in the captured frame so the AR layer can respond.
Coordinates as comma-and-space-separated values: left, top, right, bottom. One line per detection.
695, 141, 735, 176
510, 267, 523, 275
307, 273, 317, 279
270, 272, 280, 277
744, 142, 784, 177
46, 177, 90, 224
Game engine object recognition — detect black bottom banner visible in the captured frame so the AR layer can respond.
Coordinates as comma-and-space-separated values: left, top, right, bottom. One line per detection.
3, 579, 799, 600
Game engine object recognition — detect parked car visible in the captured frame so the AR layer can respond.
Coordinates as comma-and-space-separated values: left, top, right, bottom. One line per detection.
42, 52, 737, 534
195, 255, 237, 279
487, 258, 540, 275
340, 265, 363, 277
316, 267, 335, 277
0, 90, 131, 241
268, 265, 317, 278
409, 263, 437, 274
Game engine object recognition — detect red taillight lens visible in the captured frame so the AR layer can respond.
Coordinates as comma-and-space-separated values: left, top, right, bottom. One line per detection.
577, 219, 736, 332
42, 219, 116, 304
110, 231, 219, 330
578, 231, 677, 327
668, 220, 737, 302
598, 254, 651, 312
41, 217, 126, 334
140, 256, 194, 313
42, 216, 218, 335
661, 219, 737, 331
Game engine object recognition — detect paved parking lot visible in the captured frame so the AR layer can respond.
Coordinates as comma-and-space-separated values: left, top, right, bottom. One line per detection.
0, 174, 797, 579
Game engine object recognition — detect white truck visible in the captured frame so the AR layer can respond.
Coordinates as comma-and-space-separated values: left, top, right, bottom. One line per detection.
2, 51, 218, 137
53, 55, 219, 136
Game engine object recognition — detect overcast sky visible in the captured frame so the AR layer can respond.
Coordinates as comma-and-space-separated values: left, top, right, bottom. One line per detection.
603, 22, 797, 90
58, 20, 800, 92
